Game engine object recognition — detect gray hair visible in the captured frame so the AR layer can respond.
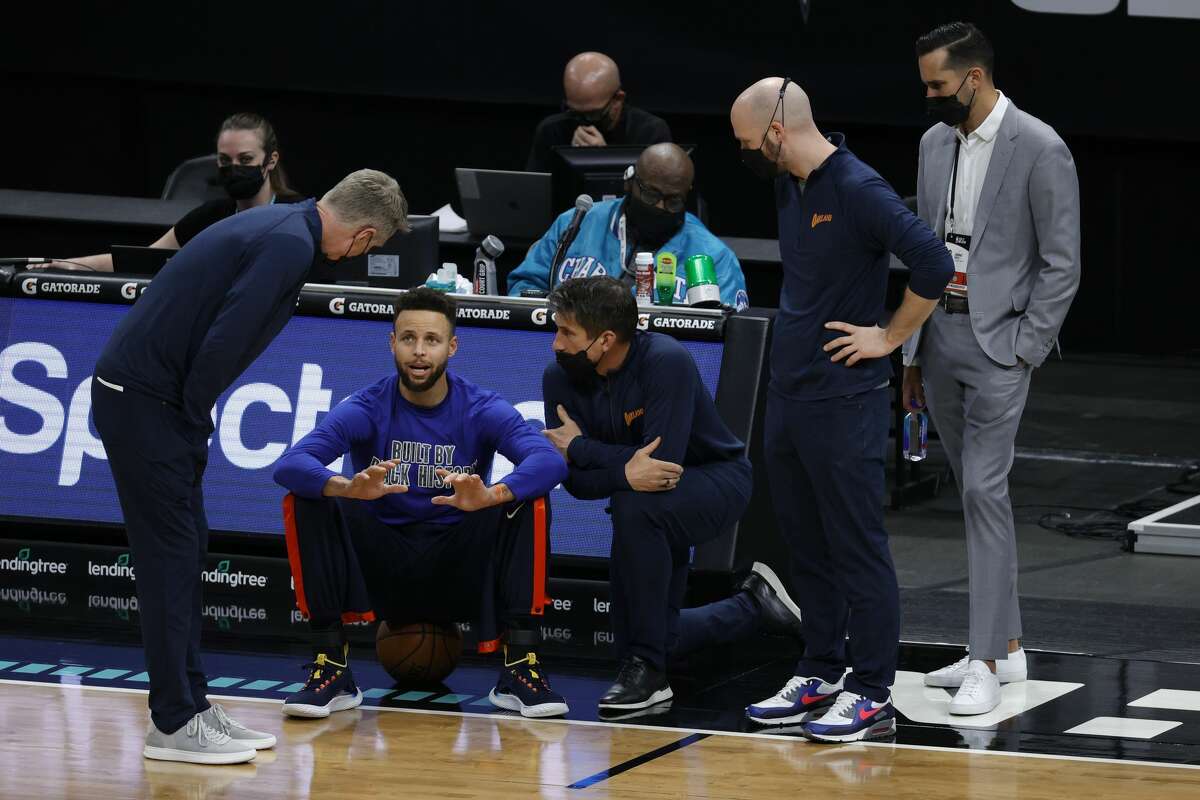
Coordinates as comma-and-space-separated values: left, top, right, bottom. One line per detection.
321, 169, 411, 239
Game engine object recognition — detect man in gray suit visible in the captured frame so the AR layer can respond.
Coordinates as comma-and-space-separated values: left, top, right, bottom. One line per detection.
903, 22, 1081, 715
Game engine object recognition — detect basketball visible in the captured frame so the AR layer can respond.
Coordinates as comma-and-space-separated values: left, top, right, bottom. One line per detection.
376, 621, 463, 684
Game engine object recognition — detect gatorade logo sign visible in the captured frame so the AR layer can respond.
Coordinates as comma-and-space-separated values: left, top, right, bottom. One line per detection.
530, 307, 550, 326
652, 317, 718, 331
329, 297, 346, 315
120, 282, 139, 300
457, 307, 510, 322
21, 277, 38, 296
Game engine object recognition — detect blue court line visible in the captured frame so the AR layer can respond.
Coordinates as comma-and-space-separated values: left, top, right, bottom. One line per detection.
207, 677, 245, 689
51, 666, 92, 677
127, 672, 150, 682
13, 663, 55, 674
392, 691, 435, 702
430, 694, 474, 705
567, 733, 711, 790
89, 669, 129, 681
0, 661, 17, 671
361, 689, 394, 699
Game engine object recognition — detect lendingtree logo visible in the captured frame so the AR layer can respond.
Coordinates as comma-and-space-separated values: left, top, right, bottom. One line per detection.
202, 559, 268, 590
88, 552, 135, 580
0, 547, 67, 576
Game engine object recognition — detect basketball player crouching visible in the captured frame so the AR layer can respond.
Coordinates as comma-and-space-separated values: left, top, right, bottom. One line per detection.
273, 288, 569, 718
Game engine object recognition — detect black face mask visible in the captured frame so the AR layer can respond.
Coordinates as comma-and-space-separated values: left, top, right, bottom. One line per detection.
555, 335, 601, 389
925, 72, 976, 127
316, 231, 373, 268
216, 163, 268, 200
741, 77, 790, 182
624, 195, 684, 249
740, 140, 784, 183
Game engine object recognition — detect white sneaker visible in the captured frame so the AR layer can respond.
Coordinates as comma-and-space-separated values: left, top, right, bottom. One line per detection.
144, 712, 256, 765
202, 704, 276, 749
925, 648, 1027, 688
948, 660, 1001, 716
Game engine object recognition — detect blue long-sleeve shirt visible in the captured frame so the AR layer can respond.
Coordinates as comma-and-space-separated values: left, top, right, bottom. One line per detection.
507, 198, 750, 311
273, 371, 567, 527
95, 200, 320, 430
541, 331, 749, 500
772, 134, 952, 401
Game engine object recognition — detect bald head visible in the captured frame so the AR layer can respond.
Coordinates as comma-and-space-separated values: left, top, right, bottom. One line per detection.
730, 77, 815, 145
563, 52, 622, 110
636, 143, 694, 196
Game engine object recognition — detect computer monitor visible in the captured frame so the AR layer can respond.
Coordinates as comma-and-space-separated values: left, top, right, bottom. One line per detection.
110, 245, 175, 275
455, 168, 553, 240
328, 214, 440, 289
549, 144, 702, 219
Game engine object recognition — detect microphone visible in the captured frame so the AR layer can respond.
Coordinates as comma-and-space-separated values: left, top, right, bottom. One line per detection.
548, 194, 593, 289
0, 258, 51, 267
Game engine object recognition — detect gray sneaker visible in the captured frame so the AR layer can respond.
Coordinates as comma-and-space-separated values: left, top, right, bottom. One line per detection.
144, 712, 256, 765
202, 704, 277, 749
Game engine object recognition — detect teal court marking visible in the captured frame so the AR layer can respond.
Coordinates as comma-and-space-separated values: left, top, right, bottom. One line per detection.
207, 677, 245, 689
277, 683, 305, 693
14, 663, 54, 674
126, 672, 150, 682
240, 680, 281, 691
362, 689, 394, 699
89, 669, 130, 680
0, 661, 17, 671
391, 691, 435, 702
431, 694, 474, 704
51, 666, 92, 677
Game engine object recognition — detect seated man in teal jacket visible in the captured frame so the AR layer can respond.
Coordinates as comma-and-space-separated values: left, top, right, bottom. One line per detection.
507, 143, 750, 310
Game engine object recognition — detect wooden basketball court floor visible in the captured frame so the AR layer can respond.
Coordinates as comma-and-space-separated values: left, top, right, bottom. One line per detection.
2, 633, 1200, 800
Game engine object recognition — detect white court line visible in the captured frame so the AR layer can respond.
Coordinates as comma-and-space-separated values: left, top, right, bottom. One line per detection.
3, 678, 1199, 773
1013, 448, 1195, 469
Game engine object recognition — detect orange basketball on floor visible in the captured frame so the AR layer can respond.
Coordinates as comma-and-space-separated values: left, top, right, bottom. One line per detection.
376, 621, 463, 684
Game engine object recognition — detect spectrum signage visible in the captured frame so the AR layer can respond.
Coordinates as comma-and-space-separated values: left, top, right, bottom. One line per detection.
0, 297, 723, 558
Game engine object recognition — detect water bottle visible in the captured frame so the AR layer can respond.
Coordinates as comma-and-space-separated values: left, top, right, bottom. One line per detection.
655, 252, 677, 305
903, 409, 928, 462
472, 235, 504, 295
684, 254, 721, 308
634, 251, 654, 305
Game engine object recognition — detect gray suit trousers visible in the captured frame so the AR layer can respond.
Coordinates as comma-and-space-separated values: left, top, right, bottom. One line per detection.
921, 307, 1031, 660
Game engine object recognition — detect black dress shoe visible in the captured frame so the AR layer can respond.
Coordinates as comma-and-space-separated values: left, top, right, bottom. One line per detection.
738, 562, 804, 641
598, 656, 673, 711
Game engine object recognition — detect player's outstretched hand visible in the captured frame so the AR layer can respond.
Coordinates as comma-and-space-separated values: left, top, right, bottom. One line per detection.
624, 436, 684, 493
431, 470, 497, 512
343, 459, 408, 500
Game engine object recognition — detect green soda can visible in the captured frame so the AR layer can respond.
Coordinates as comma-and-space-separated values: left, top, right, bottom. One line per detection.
684, 254, 721, 307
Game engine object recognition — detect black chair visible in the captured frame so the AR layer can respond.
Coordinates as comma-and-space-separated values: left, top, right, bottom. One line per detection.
161, 155, 225, 204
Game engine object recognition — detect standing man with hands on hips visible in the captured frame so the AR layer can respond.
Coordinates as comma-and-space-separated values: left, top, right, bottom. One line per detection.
730, 78, 953, 742
905, 22, 1080, 715
91, 169, 409, 764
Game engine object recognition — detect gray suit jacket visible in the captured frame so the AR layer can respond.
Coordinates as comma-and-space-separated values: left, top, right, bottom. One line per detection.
902, 102, 1081, 368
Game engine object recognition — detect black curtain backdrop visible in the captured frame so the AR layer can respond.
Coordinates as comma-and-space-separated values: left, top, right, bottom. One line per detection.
2, 0, 1198, 354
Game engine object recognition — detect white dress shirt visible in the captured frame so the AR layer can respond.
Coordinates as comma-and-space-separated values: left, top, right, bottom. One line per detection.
945, 91, 1010, 237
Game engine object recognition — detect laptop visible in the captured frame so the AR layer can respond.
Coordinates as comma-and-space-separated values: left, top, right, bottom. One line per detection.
455, 168, 553, 240
331, 215, 440, 289
111, 245, 175, 275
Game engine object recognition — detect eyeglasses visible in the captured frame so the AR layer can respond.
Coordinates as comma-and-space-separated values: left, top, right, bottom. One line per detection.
632, 174, 688, 213
563, 90, 620, 127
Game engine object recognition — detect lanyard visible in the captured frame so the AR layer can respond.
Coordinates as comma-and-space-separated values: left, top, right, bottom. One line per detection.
616, 213, 639, 283
947, 138, 962, 233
